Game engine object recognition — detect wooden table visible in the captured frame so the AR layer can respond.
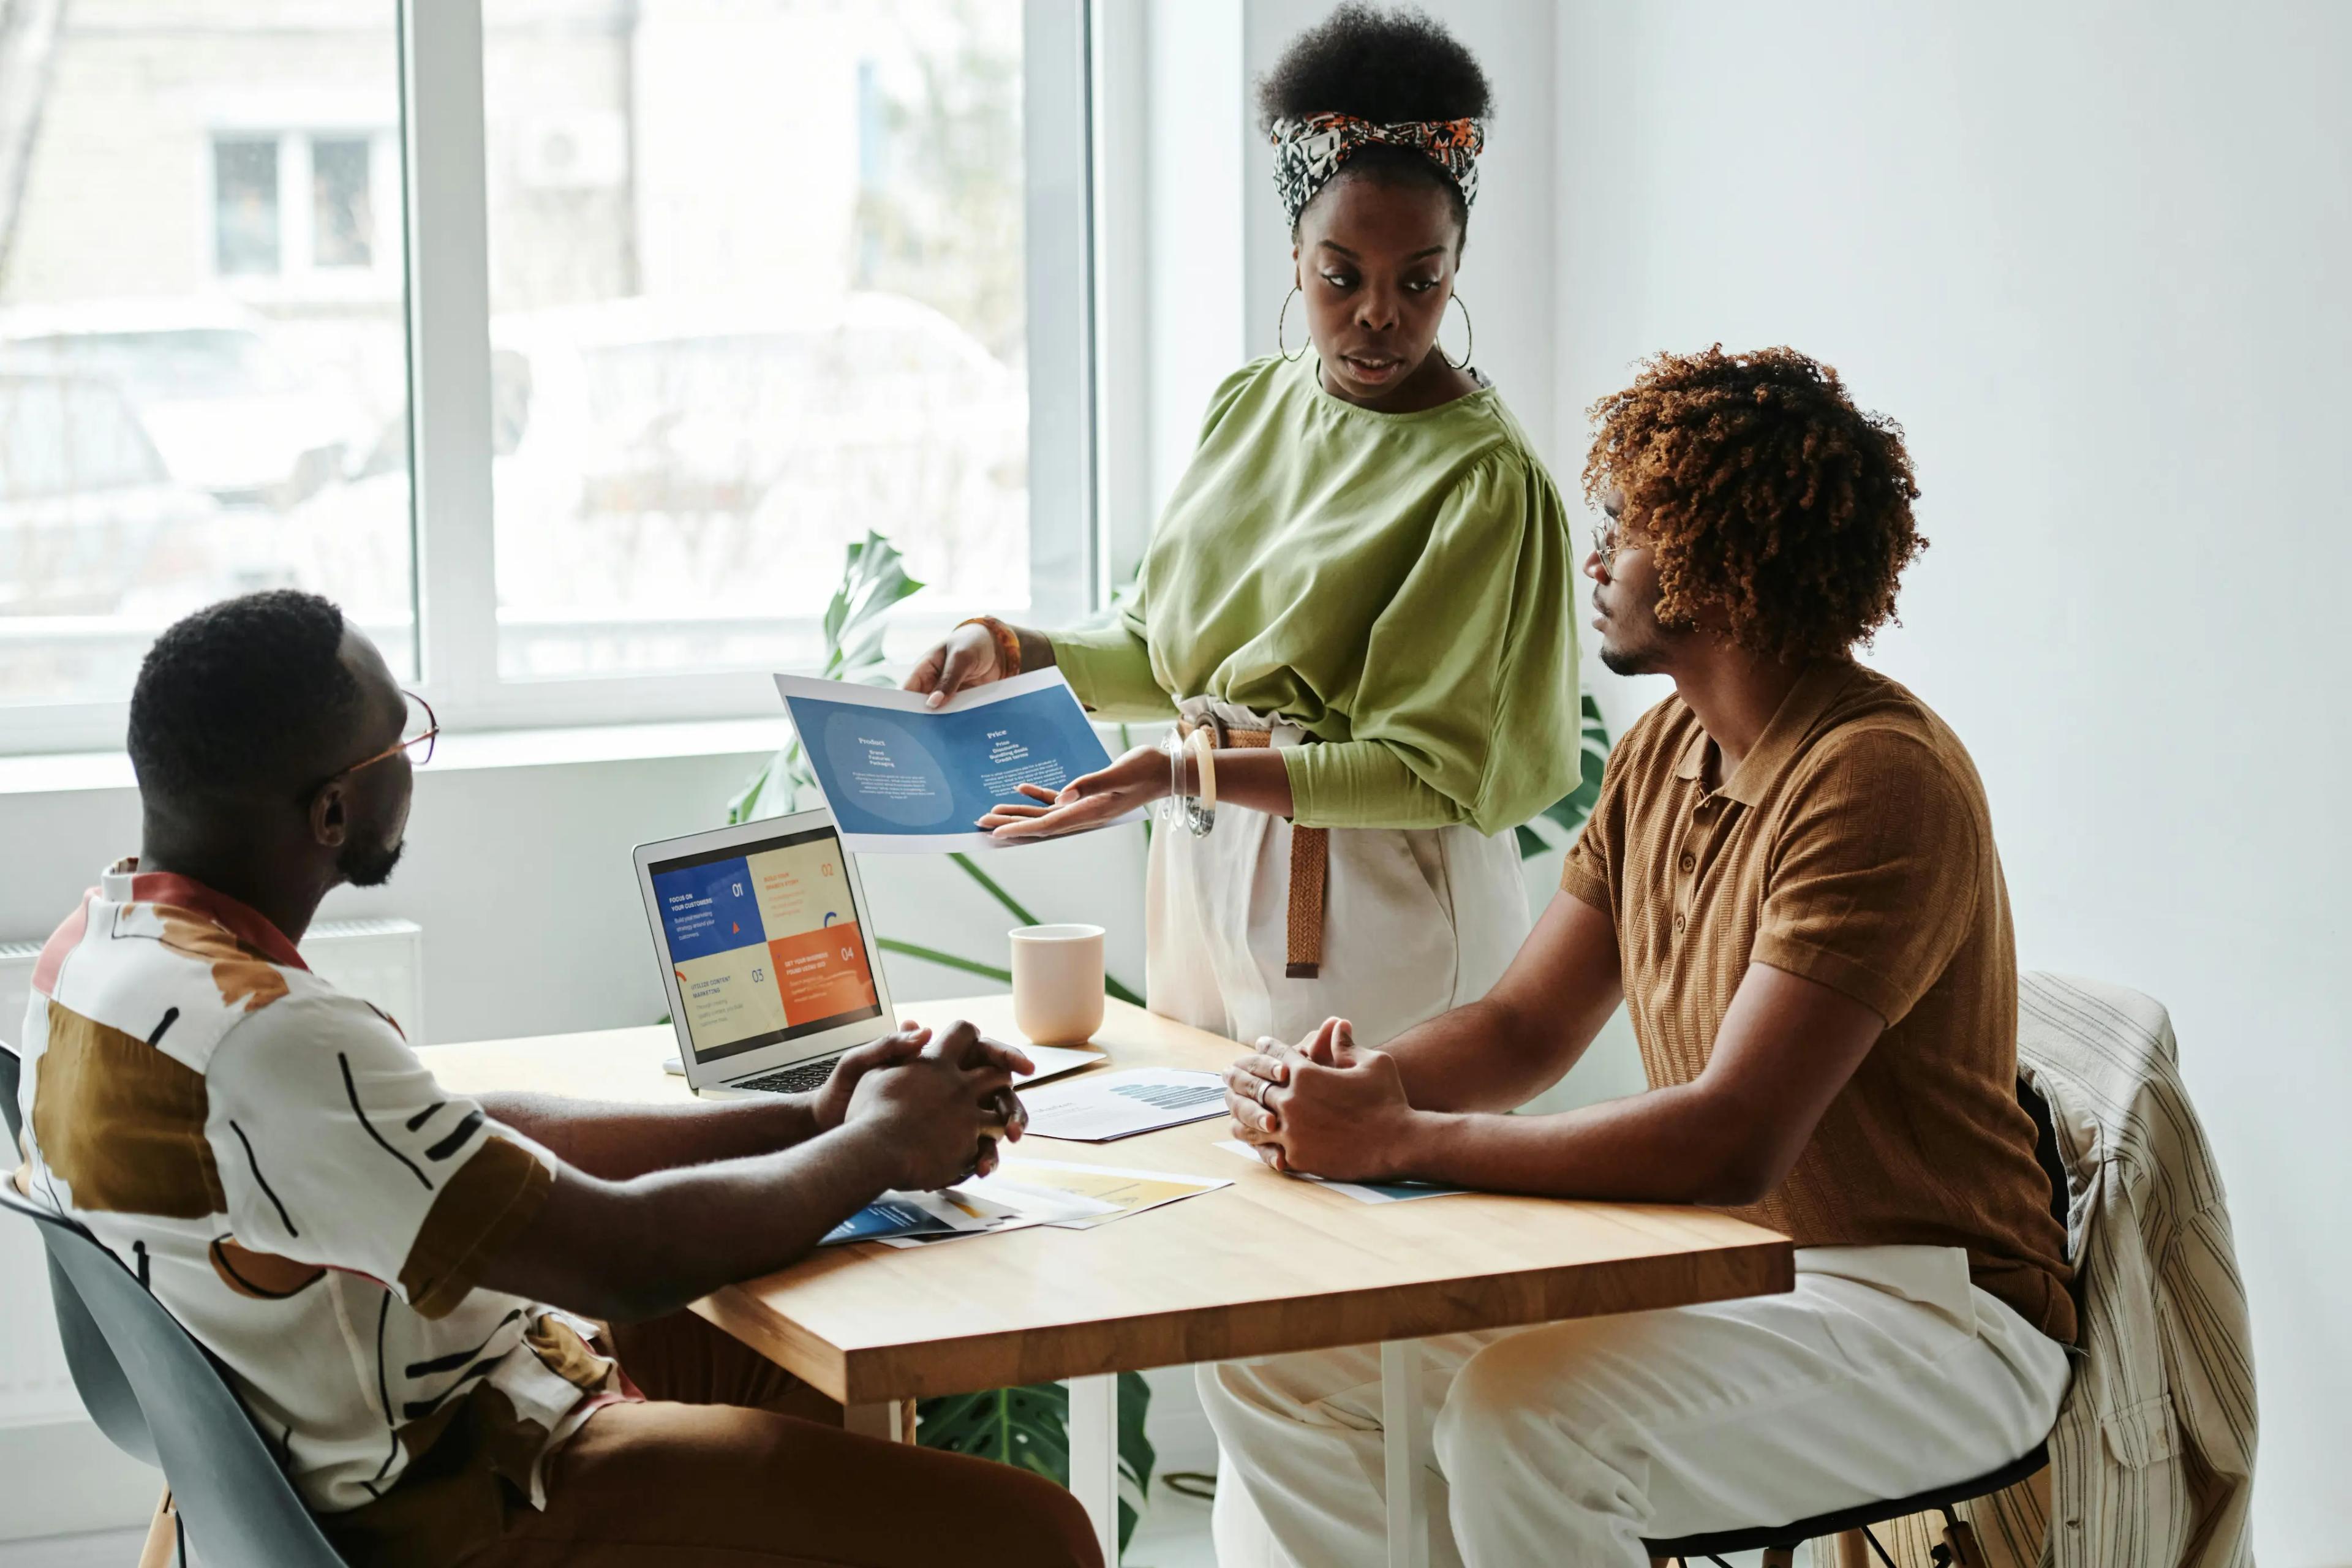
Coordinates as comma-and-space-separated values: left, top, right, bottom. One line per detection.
422, 996, 1792, 1567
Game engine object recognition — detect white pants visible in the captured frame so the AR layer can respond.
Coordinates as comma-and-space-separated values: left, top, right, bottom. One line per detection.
1201, 1245, 2072, 1568
1145, 698, 1530, 1051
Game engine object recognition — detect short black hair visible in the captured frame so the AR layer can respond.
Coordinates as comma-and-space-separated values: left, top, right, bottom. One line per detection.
129, 590, 368, 803
1257, 3, 1493, 235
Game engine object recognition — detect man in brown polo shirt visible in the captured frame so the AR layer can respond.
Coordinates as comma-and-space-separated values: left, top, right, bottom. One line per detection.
1205, 346, 2073, 1568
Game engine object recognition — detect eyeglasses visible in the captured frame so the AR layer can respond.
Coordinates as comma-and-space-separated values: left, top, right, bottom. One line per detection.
325, 690, 437, 786
1590, 516, 1624, 573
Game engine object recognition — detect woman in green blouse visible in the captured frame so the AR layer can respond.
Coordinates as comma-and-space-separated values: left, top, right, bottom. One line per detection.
907, 7, 1578, 1054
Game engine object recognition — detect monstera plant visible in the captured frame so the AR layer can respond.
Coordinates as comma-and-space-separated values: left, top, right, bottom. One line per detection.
728, 533, 1145, 1005
1519, 688, 1612, 858
731, 533, 1611, 1554
726, 533, 1155, 1551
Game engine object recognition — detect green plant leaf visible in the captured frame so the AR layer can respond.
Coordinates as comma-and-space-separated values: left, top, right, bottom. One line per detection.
948, 851, 1043, 927
731, 534, 920, 824
826, 530, 925, 678
876, 937, 1013, 986
916, 1374, 1155, 1555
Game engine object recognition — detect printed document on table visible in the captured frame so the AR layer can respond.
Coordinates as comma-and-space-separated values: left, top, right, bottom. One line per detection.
774, 670, 1140, 853
826, 1180, 1118, 1249
1215, 1139, 1472, 1204
1022, 1068, 1231, 1142
976, 1158, 1232, 1228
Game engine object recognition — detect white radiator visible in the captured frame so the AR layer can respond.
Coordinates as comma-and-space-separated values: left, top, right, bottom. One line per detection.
0, 918, 424, 1433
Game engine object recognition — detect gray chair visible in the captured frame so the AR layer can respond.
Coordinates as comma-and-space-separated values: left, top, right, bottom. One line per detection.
0, 1039, 344, 1567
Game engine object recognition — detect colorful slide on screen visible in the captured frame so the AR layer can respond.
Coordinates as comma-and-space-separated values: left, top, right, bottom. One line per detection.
651, 836, 879, 1057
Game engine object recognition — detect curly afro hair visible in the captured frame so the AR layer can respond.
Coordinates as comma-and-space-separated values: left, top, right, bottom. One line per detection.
1582, 345, 1925, 660
1257, 3, 1493, 237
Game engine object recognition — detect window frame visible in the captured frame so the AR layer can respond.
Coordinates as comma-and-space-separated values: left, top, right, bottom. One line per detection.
4, 0, 1104, 755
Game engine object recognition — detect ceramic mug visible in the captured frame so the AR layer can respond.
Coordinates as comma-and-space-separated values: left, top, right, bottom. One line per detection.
1009, 924, 1106, 1044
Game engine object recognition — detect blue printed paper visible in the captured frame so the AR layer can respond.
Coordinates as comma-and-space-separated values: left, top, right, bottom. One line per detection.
821, 1197, 959, 1246
774, 670, 1141, 853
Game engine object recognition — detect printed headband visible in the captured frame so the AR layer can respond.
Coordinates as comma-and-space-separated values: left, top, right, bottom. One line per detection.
1268, 111, 1485, 228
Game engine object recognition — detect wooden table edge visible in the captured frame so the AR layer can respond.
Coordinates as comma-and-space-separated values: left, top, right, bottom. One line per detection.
696, 1234, 1795, 1404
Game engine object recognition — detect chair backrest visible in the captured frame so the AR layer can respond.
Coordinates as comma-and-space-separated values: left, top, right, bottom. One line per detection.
1, 1035, 20, 1145
0, 1183, 342, 1564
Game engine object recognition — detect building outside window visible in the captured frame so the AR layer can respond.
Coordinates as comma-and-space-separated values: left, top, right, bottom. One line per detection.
212, 138, 283, 276
0, 0, 1088, 750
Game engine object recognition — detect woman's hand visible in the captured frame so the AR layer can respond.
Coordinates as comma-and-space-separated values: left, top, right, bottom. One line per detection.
979, 745, 1168, 841
905, 622, 1013, 710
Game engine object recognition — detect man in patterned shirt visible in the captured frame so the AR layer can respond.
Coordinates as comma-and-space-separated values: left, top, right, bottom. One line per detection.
13, 591, 1098, 1568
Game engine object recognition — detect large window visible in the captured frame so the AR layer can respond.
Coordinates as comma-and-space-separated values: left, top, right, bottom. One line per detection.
0, 7, 411, 724
0, 0, 1095, 752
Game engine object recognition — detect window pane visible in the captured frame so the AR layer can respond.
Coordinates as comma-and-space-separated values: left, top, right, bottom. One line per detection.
311, 137, 375, 268
0, 10, 412, 710
214, 138, 282, 276
483, 0, 1028, 679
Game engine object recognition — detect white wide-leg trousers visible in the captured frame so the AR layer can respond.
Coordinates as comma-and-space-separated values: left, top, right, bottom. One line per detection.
1200, 1245, 2071, 1568
1143, 698, 1531, 1054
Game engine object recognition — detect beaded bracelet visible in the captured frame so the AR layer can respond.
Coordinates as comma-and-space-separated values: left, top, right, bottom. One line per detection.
955, 616, 1023, 679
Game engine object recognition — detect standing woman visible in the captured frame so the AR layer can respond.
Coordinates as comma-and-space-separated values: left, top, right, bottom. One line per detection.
907, 4, 1578, 1054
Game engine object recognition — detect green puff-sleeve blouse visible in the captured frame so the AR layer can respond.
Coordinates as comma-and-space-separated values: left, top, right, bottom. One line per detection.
1052, 353, 1581, 835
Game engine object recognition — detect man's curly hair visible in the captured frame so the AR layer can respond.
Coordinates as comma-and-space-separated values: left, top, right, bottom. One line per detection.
1583, 345, 1925, 660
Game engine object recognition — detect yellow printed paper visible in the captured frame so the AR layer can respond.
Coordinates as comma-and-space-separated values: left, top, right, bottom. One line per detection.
979, 1159, 1232, 1229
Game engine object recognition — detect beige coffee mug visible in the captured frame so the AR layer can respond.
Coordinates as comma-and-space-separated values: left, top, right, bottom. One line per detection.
1009, 924, 1107, 1045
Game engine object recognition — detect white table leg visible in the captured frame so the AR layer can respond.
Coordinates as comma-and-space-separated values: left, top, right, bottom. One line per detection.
1068, 1373, 1120, 1564
845, 1400, 907, 1443
1382, 1340, 1430, 1568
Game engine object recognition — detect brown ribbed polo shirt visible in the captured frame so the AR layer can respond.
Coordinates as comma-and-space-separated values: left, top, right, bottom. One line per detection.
1562, 660, 2075, 1343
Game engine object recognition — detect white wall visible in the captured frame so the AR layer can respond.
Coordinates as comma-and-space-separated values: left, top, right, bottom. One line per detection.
1553, 5, 2351, 1558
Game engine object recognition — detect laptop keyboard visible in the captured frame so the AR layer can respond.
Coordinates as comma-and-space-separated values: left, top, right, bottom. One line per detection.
731, 1056, 844, 1096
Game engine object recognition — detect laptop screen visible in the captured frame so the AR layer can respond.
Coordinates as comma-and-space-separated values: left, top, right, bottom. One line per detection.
647, 823, 883, 1068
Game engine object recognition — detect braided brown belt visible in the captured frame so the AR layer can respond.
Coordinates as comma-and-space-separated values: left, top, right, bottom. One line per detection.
1180, 718, 1327, 979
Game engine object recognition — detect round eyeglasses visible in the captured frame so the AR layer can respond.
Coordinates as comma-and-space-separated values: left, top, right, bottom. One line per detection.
323, 690, 437, 787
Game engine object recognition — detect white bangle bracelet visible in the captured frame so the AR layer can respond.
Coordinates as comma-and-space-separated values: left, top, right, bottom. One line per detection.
1189, 726, 1218, 813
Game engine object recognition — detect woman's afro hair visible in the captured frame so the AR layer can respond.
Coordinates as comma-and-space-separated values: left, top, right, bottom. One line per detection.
1257, 3, 1493, 132
1257, 4, 1492, 233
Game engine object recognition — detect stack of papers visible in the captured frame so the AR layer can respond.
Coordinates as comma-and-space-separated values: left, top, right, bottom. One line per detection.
1215, 1140, 1472, 1205
821, 1158, 1232, 1248
1022, 1068, 1230, 1142
821, 1183, 1112, 1248
982, 1158, 1232, 1228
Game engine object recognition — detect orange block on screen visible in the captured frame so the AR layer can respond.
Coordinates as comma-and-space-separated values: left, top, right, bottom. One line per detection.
766, 922, 880, 1027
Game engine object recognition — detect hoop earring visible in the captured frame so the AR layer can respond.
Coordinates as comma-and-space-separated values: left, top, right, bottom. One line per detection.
1440, 292, 1474, 371
1276, 285, 1306, 363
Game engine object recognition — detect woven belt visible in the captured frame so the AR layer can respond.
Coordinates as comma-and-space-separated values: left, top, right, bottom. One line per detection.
1180, 718, 1327, 979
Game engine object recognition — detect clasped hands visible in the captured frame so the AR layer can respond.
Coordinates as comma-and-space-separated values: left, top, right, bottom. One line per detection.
1222, 1017, 1425, 1183
821, 1020, 1033, 1189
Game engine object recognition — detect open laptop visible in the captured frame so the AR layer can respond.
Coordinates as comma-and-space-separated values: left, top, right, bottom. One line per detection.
633, 810, 1102, 1099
